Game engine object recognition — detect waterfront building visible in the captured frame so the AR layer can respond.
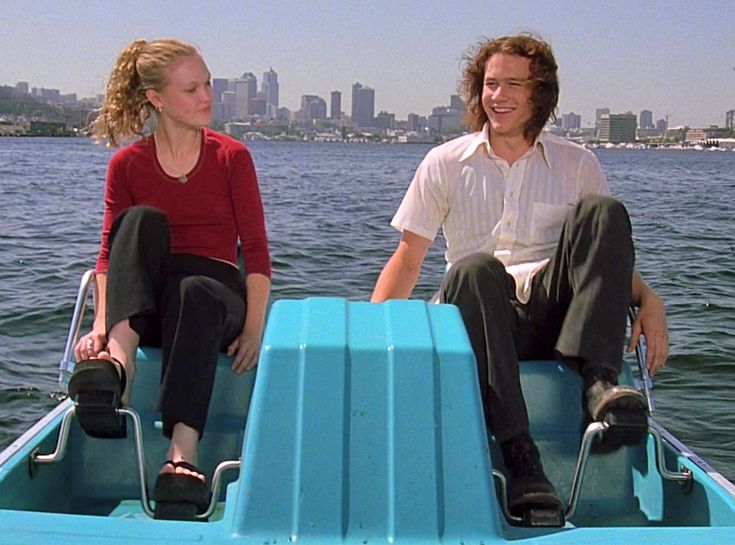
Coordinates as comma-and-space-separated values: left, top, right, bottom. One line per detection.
561, 112, 581, 131
212, 78, 228, 103
262, 68, 279, 119
15, 82, 29, 95
599, 113, 637, 143
427, 106, 463, 133
407, 113, 426, 132
726, 110, 734, 130
639, 109, 654, 129
300, 95, 327, 121
330, 91, 341, 120
249, 94, 267, 117
351, 82, 375, 128
234, 73, 257, 119
222, 91, 236, 121
374, 111, 395, 130
450, 94, 464, 112
595, 107, 610, 136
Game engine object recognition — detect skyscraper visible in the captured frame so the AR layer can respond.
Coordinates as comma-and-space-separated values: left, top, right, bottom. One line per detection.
330, 91, 341, 120
234, 73, 257, 119
639, 110, 654, 129
262, 68, 279, 119
351, 83, 375, 128
595, 107, 610, 135
726, 110, 734, 130
300, 95, 327, 121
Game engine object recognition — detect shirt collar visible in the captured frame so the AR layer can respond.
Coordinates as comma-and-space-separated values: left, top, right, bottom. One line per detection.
459, 123, 553, 169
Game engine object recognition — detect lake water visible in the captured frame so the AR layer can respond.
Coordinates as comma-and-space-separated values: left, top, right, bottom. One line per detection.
1, 136, 733, 481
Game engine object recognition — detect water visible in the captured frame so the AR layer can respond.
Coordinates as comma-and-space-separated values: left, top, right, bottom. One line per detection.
1, 137, 734, 481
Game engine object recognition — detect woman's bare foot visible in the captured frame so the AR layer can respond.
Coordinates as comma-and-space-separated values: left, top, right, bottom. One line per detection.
162, 423, 205, 483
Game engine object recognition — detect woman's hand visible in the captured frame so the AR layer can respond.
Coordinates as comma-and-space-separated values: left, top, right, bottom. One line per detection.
227, 333, 261, 374
74, 327, 107, 362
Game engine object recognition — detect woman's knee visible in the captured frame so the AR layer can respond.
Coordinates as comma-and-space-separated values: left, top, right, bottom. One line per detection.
110, 205, 169, 244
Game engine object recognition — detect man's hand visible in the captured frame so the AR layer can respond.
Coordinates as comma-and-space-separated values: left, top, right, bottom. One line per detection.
627, 290, 668, 376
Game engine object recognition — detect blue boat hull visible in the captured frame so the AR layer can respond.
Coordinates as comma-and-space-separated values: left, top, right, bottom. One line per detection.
0, 297, 734, 544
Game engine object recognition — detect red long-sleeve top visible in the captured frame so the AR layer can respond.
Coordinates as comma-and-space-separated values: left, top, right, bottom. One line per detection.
96, 128, 271, 278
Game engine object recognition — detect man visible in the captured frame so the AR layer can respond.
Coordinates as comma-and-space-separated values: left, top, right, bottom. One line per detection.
371, 34, 668, 523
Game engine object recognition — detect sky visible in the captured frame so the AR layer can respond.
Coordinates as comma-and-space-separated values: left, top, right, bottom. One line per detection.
1, 0, 733, 128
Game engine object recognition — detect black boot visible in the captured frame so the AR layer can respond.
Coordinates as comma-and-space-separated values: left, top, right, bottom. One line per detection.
584, 369, 648, 452
500, 432, 564, 526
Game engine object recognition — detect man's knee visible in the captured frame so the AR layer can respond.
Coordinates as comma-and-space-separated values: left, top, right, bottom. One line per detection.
576, 195, 629, 225
572, 195, 631, 240
448, 253, 506, 285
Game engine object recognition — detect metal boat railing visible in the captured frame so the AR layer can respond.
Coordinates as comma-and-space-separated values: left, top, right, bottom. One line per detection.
45, 269, 241, 519
58, 269, 96, 388
492, 307, 687, 525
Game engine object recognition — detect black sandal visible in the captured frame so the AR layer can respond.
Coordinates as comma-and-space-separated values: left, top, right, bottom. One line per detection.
152, 460, 211, 521
67, 358, 127, 439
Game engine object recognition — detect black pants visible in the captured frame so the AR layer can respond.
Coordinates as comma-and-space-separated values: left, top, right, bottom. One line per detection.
106, 206, 247, 439
440, 195, 634, 443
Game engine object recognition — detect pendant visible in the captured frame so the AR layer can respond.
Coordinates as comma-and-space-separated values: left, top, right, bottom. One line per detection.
178, 175, 188, 184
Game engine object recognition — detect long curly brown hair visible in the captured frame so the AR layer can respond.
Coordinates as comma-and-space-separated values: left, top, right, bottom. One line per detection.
460, 34, 559, 141
90, 38, 198, 147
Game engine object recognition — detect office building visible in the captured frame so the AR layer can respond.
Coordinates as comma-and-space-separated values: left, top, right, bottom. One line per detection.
595, 107, 610, 135
639, 109, 654, 129
212, 78, 228, 103
374, 111, 395, 130
599, 113, 637, 143
407, 113, 425, 132
726, 110, 735, 130
15, 81, 29, 95
300, 95, 327, 121
262, 68, 279, 119
234, 73, 257, 119
330, 91, 341, 120
561, 112, 581, 131
351, 83, 375, 128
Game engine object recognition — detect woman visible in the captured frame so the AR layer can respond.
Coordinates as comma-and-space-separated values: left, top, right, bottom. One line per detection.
70, 38, 271, 520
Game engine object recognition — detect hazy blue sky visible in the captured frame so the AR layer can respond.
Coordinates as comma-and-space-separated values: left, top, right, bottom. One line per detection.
2, 0, 733, 127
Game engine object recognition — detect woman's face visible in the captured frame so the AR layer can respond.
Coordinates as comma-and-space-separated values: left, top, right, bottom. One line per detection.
150, 54, 213, 129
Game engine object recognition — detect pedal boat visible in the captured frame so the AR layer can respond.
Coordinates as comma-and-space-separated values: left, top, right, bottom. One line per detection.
0, 270, 734, 544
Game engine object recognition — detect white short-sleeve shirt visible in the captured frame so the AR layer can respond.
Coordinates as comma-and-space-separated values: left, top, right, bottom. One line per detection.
391, 126, 609, 302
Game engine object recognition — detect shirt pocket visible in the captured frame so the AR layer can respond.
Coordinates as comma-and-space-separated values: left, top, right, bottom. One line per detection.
529, 202, 573, 246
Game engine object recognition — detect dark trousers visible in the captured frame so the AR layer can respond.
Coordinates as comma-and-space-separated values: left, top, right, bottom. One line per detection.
440, 195, 634, 443
106, 206, 247, 439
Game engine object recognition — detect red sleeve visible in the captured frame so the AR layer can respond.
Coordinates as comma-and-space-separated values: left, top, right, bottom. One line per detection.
95, 149, 133, 273
230, 147, 271, 278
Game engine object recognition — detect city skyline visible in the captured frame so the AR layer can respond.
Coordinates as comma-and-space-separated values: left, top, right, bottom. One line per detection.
1, 1, 733, 128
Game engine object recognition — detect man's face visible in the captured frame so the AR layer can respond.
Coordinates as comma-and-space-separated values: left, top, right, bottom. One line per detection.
481, 53, 534, 141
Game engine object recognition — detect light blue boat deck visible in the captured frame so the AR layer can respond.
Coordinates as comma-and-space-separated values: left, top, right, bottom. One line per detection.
0, 297, 733, 544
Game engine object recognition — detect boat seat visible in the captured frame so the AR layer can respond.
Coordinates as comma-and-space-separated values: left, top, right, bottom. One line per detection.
129, 347, 256, 488
231, 297, 502, 543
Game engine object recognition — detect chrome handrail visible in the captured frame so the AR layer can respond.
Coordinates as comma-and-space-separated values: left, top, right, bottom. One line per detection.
30, 405, 156, 518
198, 459, 241, 520
58, 269, 96, 388
628, 307, 655, 414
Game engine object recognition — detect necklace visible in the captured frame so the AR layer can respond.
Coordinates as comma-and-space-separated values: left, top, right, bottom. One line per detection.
178, 175, 188, 184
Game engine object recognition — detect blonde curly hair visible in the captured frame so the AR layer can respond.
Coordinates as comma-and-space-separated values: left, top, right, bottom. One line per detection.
91, 38, 198, 146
